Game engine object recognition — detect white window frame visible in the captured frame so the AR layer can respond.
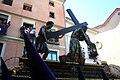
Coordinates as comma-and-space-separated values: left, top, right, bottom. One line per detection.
0, 12, 11, 23
47, 49, 59, 61
0, 41, 6, 57
21, 18, 35, 28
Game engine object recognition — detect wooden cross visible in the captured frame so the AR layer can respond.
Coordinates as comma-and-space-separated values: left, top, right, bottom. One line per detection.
46, 9, 88, 40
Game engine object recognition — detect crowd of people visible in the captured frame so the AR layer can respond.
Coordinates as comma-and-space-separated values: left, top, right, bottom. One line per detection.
0, 20, 11, 35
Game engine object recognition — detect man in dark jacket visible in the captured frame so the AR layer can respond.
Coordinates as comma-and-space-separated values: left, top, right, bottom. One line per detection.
36, 21, 54, 60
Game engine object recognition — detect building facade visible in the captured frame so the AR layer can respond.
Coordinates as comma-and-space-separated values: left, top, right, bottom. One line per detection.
94, 8, 120, 78
0, 0, 66, 67
94, 8, 120, 66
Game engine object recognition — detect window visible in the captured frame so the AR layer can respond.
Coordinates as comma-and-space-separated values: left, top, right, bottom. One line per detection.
20, 23, 33, 36
0, 43, 3, 56
0, 13, 9, 35
20, 22, 36, 44
0, 13, 8, 23
22, 46, 27, 57
46, 51, 58, 61
118, 12, 120, 16
23, 23, 33, 28
49, 1, 54, 7
23, 3, 32, 12
49, 12, 55, 18
2, 0, 13, 6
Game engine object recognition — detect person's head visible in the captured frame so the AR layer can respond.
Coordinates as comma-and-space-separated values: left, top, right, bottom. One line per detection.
46, 21, 54, 30
82, 26, 88, 32
29, 26, 33, 31
3, 20, 7, 24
